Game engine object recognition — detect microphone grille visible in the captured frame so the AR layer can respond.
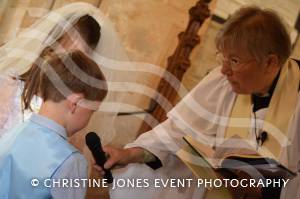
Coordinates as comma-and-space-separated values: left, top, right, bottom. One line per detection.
85, 132, 101, 149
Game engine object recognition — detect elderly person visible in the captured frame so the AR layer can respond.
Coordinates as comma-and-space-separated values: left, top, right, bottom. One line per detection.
98, 6, 299, 199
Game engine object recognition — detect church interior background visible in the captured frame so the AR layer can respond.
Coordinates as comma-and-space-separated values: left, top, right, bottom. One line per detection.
0, 0, 299, 198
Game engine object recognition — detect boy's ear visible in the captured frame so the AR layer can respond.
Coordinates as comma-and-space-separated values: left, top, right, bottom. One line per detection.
66, 93, 84, 114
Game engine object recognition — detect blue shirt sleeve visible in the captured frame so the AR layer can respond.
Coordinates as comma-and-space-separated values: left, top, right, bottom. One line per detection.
50, 152, 88, 199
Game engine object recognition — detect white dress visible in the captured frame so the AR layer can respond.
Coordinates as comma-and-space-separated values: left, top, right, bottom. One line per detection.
0, 76, 22, 137
0, 75, 41, 137
110, 66, 300, 199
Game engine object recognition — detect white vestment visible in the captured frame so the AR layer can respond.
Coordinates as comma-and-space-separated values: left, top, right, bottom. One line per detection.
111, 65, 300, 199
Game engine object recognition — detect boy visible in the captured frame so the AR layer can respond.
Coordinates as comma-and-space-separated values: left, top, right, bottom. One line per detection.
0, 50, 107, 199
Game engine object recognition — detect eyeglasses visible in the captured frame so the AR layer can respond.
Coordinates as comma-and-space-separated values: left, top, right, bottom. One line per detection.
216, 52, 255, 71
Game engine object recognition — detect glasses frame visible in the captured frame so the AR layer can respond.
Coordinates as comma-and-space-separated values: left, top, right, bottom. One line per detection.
216, 52, 255, 71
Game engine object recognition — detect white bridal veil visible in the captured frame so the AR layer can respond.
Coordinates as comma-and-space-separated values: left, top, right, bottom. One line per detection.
0, 2, 131, 143
0, 2, 129, 74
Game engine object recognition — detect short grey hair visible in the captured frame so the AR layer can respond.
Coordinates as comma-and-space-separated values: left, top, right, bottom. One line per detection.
215, 6, 291, 67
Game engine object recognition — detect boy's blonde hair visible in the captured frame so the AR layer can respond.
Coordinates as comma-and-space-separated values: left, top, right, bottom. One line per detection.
21, 50, 107, 110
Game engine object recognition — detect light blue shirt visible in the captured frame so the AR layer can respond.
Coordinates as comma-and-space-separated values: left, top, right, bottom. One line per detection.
51, 153, 88, 199
0, 113, 88, 199
42, 115, 88, 199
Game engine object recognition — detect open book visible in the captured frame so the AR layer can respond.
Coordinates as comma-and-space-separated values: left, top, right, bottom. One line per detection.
177, 135, 296, 180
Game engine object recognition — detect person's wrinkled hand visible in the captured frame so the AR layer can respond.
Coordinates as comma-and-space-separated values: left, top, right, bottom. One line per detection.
92, 146, 144, 177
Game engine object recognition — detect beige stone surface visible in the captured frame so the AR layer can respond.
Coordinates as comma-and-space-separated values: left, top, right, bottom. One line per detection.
52, 0, 101, 9
178, 21, 221, 102
100, 0, 196, 61
99, 0, 197, 109
21, 0, 55, 28
292, 34, 300, 58
20, 0, 54, 28
215, 0, 300, 28
0, 0, 9, 24
0, 0, 31, 44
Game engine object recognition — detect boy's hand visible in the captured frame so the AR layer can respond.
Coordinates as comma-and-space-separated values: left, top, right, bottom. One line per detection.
93, 146, 145, 176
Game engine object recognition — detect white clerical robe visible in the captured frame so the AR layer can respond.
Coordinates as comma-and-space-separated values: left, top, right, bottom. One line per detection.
110, 65, 300, 199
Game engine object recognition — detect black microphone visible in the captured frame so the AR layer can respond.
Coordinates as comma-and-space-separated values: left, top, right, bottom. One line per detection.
85, 132, 113, 184
257, 131, 268, 146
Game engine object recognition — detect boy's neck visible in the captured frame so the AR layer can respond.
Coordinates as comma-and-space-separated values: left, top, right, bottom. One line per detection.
38, 101, 69, 136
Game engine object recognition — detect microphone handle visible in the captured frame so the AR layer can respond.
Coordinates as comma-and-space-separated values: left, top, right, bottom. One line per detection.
91, 146, 113, 184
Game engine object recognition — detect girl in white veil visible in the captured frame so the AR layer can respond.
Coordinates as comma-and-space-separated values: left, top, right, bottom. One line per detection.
0, 2, 129, 140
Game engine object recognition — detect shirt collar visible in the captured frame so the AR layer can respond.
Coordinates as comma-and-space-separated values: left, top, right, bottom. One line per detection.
29, 113, 67, 139
252, 70, 280, 98
251, 70, 280, 112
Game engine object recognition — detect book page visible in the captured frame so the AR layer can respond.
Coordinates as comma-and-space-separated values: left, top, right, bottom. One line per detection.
182, 135, 295, 179
183, 135, 215, 158
183, 136, 217, 167
176, 145, 219, 180
213, 135, 259, 166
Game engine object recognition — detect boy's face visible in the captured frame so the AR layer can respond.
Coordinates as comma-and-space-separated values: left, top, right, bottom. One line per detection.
66, 97, 101, 135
